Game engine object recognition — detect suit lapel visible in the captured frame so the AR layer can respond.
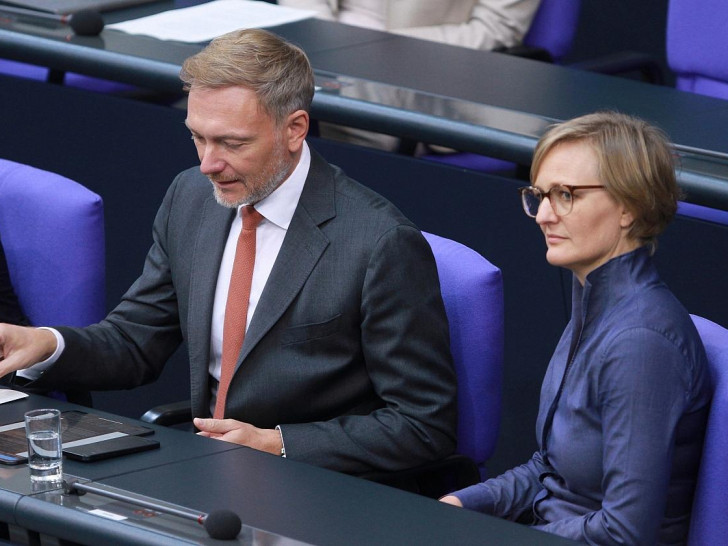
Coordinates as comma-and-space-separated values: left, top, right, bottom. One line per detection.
187, 195, 235, 414
238, 149, 336, 363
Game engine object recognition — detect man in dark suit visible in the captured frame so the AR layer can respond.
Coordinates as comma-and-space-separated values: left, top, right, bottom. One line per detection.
0, 29, 456, 475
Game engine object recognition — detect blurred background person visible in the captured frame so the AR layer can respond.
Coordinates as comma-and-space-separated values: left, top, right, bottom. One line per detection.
278, 0, 541, 151
278, 0, 541, 51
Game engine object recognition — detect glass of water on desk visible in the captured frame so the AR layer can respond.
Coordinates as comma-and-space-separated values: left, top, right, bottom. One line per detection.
24, 409, 62, 483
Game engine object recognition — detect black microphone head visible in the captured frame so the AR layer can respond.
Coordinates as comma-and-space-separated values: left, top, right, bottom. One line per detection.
204, 509, 242, 540
68, 9, 104, 36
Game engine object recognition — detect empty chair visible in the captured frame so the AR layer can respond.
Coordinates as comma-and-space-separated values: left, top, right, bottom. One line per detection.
688, 315, 728, 545
0, 159, 105, 404
0, 159, 105, 329
422, 232, 504, 478
667, 0, 728, 100
362, 232, 504, 496
585, 0, 728, 99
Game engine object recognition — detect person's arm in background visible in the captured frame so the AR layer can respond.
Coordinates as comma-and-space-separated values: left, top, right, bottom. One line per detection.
392, 0, 541, 51
278, 0, 336, 20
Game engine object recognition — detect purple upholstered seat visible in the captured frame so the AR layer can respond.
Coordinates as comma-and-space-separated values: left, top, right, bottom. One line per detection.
0, 159, 105, 327
667, 0, 728, 100
423, 232, 504, 475
522, 0, 581, 64
688, 315, 728, 545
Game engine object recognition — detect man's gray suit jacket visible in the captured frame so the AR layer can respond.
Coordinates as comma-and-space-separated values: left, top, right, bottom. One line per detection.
39, 148, 457, 474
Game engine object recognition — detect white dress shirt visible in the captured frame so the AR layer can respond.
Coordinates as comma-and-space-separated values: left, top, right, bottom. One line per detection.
208, 143, 310, 386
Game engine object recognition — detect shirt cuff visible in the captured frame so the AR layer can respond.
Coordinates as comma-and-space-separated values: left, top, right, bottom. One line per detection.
275, 425, 287, 458
450, 483, 497, 514
16, 327, 64, 380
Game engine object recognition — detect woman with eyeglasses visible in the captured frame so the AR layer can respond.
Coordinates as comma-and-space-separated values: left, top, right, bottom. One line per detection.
440, 111, 711, 545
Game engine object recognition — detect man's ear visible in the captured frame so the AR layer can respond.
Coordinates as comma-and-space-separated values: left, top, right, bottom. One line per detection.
285, 110, 309, 153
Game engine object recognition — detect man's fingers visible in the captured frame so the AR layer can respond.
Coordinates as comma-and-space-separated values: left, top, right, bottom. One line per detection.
0, 325, 57, 376
0, 352, 30, 378
194, 417, 238, 433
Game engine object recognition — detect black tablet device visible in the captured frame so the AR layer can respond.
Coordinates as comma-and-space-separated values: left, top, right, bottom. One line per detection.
0, 410, 154, 465
63, 435, 160, 462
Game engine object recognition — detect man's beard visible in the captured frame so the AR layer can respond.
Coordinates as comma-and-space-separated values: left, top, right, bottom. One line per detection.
210, 149, 292, 208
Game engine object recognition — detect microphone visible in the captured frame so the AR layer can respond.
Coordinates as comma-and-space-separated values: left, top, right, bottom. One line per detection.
63, 479, 242, 540
0, 6, 104, 36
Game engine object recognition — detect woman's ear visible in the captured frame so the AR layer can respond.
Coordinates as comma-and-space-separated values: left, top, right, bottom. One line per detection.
620, 206, 635, 230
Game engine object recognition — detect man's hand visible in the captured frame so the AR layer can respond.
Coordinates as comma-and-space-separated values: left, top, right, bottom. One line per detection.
0, 324, 57, 379
193, 418, 283, 456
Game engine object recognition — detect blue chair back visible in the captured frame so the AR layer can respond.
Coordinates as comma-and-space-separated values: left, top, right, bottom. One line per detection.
422, 232, 504, 473
667, 0, 728, 99
688, 315, 728, 545
523, 0, 581, 63
0, 159, 105, 326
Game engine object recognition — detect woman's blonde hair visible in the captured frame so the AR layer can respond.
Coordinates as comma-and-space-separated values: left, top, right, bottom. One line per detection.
531, 111, 681, 250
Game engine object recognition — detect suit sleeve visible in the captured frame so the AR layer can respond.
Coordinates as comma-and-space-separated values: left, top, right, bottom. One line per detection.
452, 450, 548, 520
391, 0, 541, 51
278, 225, 458, 473
30, 176, 185, 392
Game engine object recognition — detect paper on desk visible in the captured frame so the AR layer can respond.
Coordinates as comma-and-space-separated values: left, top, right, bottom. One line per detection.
0, 389, 28, 405
106, 0, 316, 42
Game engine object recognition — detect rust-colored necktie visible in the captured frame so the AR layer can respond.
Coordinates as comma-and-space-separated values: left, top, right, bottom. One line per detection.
214, 205, 264, 419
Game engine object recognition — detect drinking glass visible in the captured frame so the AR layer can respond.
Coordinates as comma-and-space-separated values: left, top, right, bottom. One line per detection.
24, 409, 63, 483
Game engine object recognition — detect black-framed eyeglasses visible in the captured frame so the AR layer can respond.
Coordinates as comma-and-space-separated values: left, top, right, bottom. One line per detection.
518, 184, 606, 218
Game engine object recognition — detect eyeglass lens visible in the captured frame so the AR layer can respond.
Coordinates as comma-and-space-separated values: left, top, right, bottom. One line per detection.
521, 186, 573, 217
